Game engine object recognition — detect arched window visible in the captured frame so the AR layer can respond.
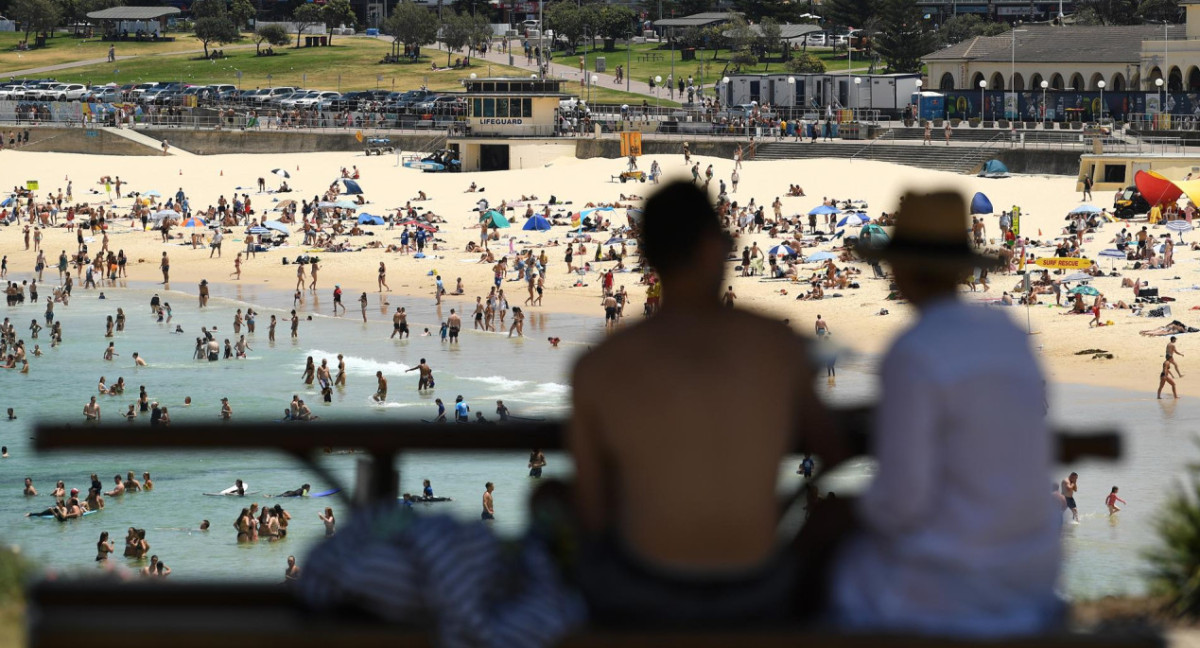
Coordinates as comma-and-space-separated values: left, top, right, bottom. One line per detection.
1050, 73, 1064, 90
939, 72, 955, 90
1110, 73, 1126, 91
1030, 73, 1044, 89
1089, 73, 1105, 91
970, 72, 985, 89
989, 72, 1005, 91
1068, 73, 1084, 91
1188, 67, 1200, 90
1169, 66, 1183, 91
1012, 73, 1025, 92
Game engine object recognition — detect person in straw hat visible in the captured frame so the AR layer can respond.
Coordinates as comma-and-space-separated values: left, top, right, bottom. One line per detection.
831, 189, 1061, 636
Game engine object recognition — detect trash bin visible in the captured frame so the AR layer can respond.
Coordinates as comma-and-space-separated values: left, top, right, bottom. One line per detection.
595, 57, 606, 72
304, 36, 314, 47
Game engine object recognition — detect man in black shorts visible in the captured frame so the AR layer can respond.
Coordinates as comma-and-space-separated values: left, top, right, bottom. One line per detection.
448, 309, 461, 343
1060, 472, 1079, 522
390, 307, 407, 339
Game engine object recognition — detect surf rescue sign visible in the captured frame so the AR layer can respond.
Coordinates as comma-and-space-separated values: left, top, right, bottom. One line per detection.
1034, 257, 1093, 269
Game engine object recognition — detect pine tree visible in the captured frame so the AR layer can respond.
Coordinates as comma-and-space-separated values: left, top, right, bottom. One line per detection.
825, 0, 875, 30
873, 0, 934, 73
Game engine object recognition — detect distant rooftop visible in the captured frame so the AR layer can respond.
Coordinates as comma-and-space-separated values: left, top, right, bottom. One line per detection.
86, 6, 181, 20
923, 23, 1183, 64
655, 12, 738, 28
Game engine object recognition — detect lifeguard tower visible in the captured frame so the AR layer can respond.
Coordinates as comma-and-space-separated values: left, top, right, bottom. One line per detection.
450, 77, 576, 172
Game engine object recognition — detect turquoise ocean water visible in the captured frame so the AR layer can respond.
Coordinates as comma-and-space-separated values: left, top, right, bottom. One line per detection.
0, 279, 1195, 597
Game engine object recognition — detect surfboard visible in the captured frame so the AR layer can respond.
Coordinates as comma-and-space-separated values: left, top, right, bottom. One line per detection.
403, 160, 444, 172
203, 484, 259, 497
403, 496, 454, 503
506, 415, 546, 422
311, 488, 341, 498
29, 509, 99, 520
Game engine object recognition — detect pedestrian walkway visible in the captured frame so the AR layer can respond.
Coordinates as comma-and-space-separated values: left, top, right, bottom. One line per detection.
106, 127, 196, 156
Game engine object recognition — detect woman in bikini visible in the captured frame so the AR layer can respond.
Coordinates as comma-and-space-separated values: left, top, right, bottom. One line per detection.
1159, 357, 1179, 399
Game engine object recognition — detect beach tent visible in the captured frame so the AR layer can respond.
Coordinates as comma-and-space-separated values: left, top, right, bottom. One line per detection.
970, 192, 994, 215
338, 179, 364, 195
357, 213, 385, 225
1134, 170, 1182, 206
808, 205, 841, 216
483, 209, 510, 229
0, 196, 12, 208
861, 223, 890, 244
522, 214, 552, 231
626, 208, 644, 224
1068, 285, 1100, 296
978, 160, 1010, 178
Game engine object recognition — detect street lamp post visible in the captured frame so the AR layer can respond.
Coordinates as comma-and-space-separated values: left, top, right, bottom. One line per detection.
854, 77, 861, 122
1040, 79, 1048, 127
722, 75, 730, 109
979, 79, 987, 121
1010, 27, 1027, 97
1097, 79, 1106, 125
787, 76, 796, 122
1156, 77, 1165, 128
915, 78, 923, 123
654, 75, 662, 108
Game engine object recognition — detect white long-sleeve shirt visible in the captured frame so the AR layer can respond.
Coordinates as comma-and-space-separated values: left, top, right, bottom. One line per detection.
833, 297, 1062, 637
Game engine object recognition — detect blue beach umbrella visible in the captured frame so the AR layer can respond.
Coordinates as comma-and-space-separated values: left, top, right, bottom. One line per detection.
808, 205, 841, 216
263, 220, 291, 234
807, 251, 836, 262
338, 179, 363, 195
357, 213, 384, 225
0, 196, 12, 208
837, 212, 868, 227
769, 243, 796, 256
1098, 249, 1125, 259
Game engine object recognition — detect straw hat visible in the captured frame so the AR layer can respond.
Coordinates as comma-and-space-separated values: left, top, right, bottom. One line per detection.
860, 189, 999, 269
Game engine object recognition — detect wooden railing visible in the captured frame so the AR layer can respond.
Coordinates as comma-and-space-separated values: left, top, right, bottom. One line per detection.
27, 412, 1153, 648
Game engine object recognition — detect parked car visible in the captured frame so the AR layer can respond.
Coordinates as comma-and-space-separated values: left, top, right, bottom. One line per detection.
392, 89, 437, 110
414, 95, 465, 114
0, 85, 31, 100
296, 91, 339, 109
279, 90, 319, 109
254, 86, 297, 107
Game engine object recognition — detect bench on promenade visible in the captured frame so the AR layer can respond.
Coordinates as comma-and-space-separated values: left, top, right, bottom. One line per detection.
29, 415, 1152, 648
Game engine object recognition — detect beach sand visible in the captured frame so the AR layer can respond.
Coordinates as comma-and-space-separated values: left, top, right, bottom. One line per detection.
0, 145, 1188, 394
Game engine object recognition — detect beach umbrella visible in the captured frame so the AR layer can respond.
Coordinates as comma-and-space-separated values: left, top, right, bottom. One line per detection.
1167, 219, 1193, 243
262, 220, 290, 234
837, 212, 869, 227
808, 205, 841, 216
580, 206, 616, 219
182, 216, 206, 227
522, 214, 552, 231
247, 226, 271, 235
334, 199, 358, 210
769, 243, 796, 256
357, 213, 384, 225
273, 200, 296, 211
0, 196, 12, 208
1098, 249, 1125, 259
807, 251, 836, 262
338, 179, 364, 195
143, 190, 162, 198
398, 219, 438, 232
626, 208, 643, 224
1068, 204, 1102, 215
1135, 170, 1183, 206
604, 237, 627, 245
970, 192, 993, 215
271, 168, 290, 178
150, 209, 178, 221
1068, 285, 1100, 296
1062, 272, 1092, 282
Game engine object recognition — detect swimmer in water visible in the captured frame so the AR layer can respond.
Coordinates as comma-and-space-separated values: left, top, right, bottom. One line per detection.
373, 371, 387, 402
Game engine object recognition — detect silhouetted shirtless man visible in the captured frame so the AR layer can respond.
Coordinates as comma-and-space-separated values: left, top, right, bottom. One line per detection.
568, 181, 838, 626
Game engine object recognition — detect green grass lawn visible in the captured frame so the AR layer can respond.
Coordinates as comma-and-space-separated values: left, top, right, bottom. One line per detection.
557, 41, 871, 86
48, 37, 509, 92
0, 31, 219, 74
